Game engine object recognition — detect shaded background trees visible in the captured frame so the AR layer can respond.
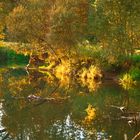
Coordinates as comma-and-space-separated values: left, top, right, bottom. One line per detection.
91, 0, 140, 62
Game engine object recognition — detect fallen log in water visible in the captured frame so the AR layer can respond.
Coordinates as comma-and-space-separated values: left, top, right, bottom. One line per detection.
132, 131, 140, 140
103, 105, 140, 127
12, 95, 70, 103
27, 95, 70, 103
0, 129, 6, 133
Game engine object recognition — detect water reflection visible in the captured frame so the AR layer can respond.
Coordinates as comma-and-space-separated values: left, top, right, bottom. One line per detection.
48, 115, 85, 140
0, 68, 139, 140
47, 114, 110, 140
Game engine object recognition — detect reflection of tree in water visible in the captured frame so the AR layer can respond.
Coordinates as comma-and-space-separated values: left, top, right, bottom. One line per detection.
1, 68, 62, 98
1, 101, 70, 140
1, 97, 78, 139
0, 68, 70, 139
0, 102, 11, 140
80, 78, 101, 92
0, 69, 108, 139
0, 68, 140, 139
0, 108, 111, 140
47, 114, 110, 140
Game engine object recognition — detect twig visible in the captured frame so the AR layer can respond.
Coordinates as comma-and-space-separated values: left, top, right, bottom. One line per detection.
2, 133, 9, 140
110, 105, 126, 112
48, 83, 60, 96
124, 133, 127, 140
132, 131, 140, 140
0, 129, 6, 133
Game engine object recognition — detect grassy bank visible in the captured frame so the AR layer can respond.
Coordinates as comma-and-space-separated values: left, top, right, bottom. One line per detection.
0, 47, 29, 67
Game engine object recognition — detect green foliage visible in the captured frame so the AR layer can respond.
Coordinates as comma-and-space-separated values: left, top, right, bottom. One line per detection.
0, 47, 29, 66
91, 0, 140, 60
131, 54, 140, 63
76, 41, 101, 58
0, 0, 140, 70
129, 67, 140, 80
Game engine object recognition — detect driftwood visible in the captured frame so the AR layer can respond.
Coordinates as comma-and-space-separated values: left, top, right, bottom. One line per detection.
121, 112, 140, 127
107, 105, 140, 127
27, 95, 70, 102
12, 95, 70, 104
110, 105, 126, 112
124, 134, 128, 140
11, 83, 67, 104
2, 133, 10, 140
132, 132, 140, 140
0, 129, 6, 133
0, 129, 10, 140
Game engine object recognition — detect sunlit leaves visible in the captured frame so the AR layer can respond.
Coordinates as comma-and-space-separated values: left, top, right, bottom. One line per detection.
119, 73, 136, 90
83, 104, 96, 125
54, 60, 71, 88
78, 65, 102, 91
0, 33, 5, 40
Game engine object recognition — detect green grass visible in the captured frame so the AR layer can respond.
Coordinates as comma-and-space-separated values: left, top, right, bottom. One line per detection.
129, 67, 140, 80
131, 54, 140, 63
0, 47, 29, 67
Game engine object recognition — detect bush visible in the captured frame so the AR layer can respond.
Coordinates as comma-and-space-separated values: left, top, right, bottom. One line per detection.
119, 73, 136, 90
131, 54, 140, 63
129, 67, 140, 80
0, 47, 29, 66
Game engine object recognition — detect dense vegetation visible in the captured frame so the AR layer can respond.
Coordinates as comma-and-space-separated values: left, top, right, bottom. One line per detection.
0, 1, 140, 139
0, 0, 140, 79
0, 47, 29, 67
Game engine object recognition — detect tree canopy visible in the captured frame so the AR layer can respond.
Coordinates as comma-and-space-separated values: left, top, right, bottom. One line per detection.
0, 0, 139, 60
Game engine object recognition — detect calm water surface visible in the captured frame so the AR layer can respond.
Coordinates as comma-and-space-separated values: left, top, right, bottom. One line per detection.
0, 68, 140, 140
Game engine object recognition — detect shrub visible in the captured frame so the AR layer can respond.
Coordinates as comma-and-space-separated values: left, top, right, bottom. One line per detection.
78, 65, 102, 91
129, 67, 140, 80
119, 73, 136, 90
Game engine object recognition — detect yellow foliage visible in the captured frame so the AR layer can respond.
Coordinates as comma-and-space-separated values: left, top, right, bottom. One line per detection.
83, 104, 96, 125
107, 55, 116, 64
84, 79, 101, 92
0, 33, 5, 47
0, 41, 4, 47
8, 78, 28, 97
13, 5, 25, 13
40, 61, 56, 70
0, 33, 5, 39
119, 73, 136, 90
79, 65, 102, 80
88, 66, 102, 79
78, 65, 102, 91
55, 60, 71, 88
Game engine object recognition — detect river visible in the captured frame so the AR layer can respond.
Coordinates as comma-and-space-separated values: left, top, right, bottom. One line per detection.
0, 68, 140, 140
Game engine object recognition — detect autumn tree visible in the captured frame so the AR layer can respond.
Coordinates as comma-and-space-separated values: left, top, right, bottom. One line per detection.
6, 0, 89, 54
3, 0, 90, 67
91, 0, 140, 63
